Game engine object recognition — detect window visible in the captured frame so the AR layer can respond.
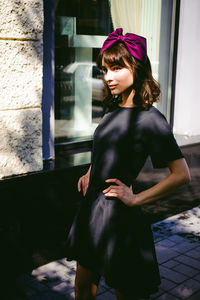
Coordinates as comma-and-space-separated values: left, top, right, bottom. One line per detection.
55, 0, 112, 144
54, 0, 177, 146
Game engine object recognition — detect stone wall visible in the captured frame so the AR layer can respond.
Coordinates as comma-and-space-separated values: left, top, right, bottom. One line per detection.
0, 0, 43, 179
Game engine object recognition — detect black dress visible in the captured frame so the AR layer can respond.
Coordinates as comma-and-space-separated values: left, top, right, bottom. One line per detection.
66, 105, 183, 298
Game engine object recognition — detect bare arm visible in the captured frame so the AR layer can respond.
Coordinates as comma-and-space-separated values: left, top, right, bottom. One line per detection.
103, 158, 191, 207
132, 158, 191, 206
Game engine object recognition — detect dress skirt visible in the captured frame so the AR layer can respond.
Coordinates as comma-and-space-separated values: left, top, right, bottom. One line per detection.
66, 186, 161, 299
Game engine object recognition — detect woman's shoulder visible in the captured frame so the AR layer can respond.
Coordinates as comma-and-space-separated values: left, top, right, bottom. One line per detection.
138, 106, 168, 124
138, 105, 165, 120
136, 106, 171, 135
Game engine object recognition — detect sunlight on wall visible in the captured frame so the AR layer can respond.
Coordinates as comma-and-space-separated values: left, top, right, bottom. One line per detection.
0, 0, 43, 178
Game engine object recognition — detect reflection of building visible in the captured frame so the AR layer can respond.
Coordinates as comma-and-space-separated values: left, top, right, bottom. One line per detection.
0, 0, 200, 294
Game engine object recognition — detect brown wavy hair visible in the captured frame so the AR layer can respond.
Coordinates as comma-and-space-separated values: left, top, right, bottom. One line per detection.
96, 41, 160, 109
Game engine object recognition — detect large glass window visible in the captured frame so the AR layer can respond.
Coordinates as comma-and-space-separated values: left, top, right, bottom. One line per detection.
55, 0, 177, 145
55, 0, 112, 144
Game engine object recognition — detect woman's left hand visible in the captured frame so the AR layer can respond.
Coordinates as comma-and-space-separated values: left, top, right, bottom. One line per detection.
102, 178, 136, 207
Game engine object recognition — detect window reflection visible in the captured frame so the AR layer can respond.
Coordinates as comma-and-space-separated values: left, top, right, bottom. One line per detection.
55, 0, 112, 143
54, 0, 176, 144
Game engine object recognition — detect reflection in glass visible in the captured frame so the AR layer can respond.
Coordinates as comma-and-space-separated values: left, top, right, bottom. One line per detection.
55, 0, 176, 144
55, 0, 112, 144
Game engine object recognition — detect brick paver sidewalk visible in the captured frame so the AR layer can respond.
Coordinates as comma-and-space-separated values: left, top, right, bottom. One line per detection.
11, 205, 200, 300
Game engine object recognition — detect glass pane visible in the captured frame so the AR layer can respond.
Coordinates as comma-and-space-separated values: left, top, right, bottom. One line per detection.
55, 0, 113, 144
109, 0, 175, 120
55, 0, 176, 144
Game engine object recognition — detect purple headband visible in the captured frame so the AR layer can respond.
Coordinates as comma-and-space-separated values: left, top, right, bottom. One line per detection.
100, 28, 147, 63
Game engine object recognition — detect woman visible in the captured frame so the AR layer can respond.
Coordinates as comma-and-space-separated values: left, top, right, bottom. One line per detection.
66, 28, 190, 300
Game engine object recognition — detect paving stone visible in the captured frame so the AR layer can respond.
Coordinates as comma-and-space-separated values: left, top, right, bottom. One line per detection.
168, 235, 187, 243
156, 246, 179, 264
45, 276, 64, 288
28, 291, 67, 300
156, 239, 176, 248
171, 241, 199, 254
162, 260, 180, 269
193, 273, 200, 282
153, 232, 168, 243
109, 288, 115, 294
32, 261, 67, 276
24, 280, 48, 292
153, 234, 164, 243
56, 272, 72, 283
65, 287, 75, 300
154, 293, 179, 300
61, 273, 75, 286
174, 255, 200, 270
194, 246, 200, 252
185, 247, 200, 260
159, 265, 188, 283
97, 284, 109, 296
96, 290, 116, 300
152, 222, 174, 240
51, 281, 74, 295
159, 278, 176, 291
173, 263, 199, 277
170, 279, 200, 299
99, 277, 110, 289
65, 267, 76, 278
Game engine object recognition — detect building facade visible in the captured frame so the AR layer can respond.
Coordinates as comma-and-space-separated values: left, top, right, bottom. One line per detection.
0, 0, 200, 179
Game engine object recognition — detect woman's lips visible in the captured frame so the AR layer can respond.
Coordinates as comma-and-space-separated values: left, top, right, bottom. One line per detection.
109, 84, 117, 90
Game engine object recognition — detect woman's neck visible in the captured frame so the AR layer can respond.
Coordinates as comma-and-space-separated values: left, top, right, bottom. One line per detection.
119, 88, 136, 107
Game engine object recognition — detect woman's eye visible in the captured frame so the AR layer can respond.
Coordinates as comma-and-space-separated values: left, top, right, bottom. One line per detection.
113, 66, 121, 71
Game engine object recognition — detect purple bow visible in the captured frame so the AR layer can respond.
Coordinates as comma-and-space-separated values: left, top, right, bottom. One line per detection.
100, 28, 147, 62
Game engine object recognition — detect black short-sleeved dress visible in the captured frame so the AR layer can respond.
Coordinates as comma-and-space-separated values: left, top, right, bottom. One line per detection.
66, 105, 183, 298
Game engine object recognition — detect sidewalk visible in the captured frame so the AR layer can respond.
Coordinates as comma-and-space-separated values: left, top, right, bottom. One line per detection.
11, 205, 200, 300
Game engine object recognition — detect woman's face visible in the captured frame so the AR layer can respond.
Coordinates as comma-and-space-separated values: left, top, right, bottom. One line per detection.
102, 58, 134, 95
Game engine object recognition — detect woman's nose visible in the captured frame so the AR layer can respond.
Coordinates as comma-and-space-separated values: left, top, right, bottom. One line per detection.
104, 70, 114, 82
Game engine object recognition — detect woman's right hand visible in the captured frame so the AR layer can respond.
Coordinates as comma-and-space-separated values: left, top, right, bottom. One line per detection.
77, 167, 91, 196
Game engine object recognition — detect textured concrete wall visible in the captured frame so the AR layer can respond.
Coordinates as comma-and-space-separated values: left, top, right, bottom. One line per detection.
0, 0, 43, 179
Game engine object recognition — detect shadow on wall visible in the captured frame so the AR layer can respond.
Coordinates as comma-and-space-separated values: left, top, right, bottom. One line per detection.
0, 108, 42, 178
0, 0, 46, 178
